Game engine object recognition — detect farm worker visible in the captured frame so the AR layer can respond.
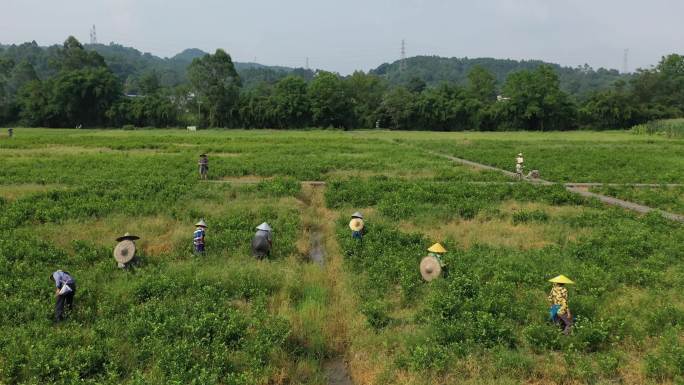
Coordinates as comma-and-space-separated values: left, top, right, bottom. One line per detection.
547, 275, 575, 335
193, 219, 208, 254
8, 128, 13, 138
252, 222, 273, 259
114, 232, 140, 268
427, 243, 447, 268
198, 154, 209, 180
349, 212, 367, 240
420, 243, 448, 281
50, 270, 76, 322
515, 153, 524, 179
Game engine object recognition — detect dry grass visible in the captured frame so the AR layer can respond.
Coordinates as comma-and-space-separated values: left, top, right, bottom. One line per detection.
218, 175, 272, 183
0, 146, 170, 156
0, 183, 67, 200
27, 214, 187, 256
399, 201, 589, 251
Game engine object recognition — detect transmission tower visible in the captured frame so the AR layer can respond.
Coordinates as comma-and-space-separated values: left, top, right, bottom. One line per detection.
622, 48, 629, 74
89, 25, 98, 45
400, 39, 407, 72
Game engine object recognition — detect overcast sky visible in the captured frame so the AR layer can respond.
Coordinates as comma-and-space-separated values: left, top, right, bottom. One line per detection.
2, 0, 682, 74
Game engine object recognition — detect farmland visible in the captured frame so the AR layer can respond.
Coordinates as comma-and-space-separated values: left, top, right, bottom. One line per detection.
1, 128, 683, 385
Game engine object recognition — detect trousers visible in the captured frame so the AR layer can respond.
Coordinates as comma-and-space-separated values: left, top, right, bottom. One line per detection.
556, 312, 573, 335
55, 283, 76, 322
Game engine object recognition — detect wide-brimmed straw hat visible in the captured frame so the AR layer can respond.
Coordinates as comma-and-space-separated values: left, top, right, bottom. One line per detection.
351, 211, 364, 219
420, 256, 442, 281
427, 243, 447, 253
116, 232, 140, 242
195, 219, 208, 228
114, 239, 136, 264
549, 275, 575, 284
256, 222, 272, 232
349, 218, 364, 231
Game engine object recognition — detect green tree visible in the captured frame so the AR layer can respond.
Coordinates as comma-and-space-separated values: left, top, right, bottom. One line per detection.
271, 76, 310, 128
138, 70, 162, 95
187, 49, 241, 127
308, 71, 353, 128
467, 65, 497, 103
378, 86, 416, 130
345, 71, 387, 128
415, 83, 471, 131
53, 36, 106, 72
499, 65, 576, 130
49, 67, 122, 127
579, 81, 643, 129
238, 82, 274, 128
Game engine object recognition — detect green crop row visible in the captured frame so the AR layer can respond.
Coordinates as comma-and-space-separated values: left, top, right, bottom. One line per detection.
333, 179, 684, 382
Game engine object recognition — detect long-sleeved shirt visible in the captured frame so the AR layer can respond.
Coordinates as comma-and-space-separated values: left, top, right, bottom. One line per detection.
193, 228, 206, 245
548, 285, 569, 315
52, 271, 75, 289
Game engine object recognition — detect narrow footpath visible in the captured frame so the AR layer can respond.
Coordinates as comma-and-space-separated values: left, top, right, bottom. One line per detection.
417, 145, 684, 223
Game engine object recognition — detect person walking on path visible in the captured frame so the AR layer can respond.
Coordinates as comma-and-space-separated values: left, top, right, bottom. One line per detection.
51, 270, 76, 322
193, 219, 208, 254
8, 128, 13, 138
198, 154, 209, 180
548, 275, 574, 335
515, 153, 524, 179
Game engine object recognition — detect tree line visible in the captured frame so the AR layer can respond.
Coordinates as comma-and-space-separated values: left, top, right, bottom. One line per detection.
1, 36, 683, 130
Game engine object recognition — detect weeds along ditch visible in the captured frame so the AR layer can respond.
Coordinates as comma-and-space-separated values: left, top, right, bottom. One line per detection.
328, 178, 684, 383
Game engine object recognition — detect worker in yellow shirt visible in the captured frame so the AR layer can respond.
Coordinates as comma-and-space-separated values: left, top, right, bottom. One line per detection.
547, 275, 574, 335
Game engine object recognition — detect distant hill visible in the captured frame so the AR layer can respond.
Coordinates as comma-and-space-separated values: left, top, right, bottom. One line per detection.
0, 41, 308, 91
1, 40, 628, 96
371, 55, 629, 97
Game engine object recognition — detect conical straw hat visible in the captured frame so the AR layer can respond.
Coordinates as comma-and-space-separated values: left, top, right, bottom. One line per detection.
256, 222, 272, 232
427, 243, 447, 253
349, 218, 364, 231
420, 256, 442, 281
114, 240, 136, 264
116, 232, 140, 242
351, 212, 364, 219
195, 219, 208, 227
548, 275, 575, 284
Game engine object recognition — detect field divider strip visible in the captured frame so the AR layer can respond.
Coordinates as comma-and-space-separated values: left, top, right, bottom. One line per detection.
391, 140, 684, 223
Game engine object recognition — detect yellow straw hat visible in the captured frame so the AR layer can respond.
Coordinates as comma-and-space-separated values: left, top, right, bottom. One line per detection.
548, 275, 575, 284
427, 243, 447, 253
349, 218, 364, 231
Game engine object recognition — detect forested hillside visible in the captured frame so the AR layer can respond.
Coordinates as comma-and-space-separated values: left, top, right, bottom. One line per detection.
1, 37, 682, 131
372, 55, 629, 98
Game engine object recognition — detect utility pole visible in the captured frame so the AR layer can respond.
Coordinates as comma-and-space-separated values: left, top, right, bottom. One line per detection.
622, 48, 629, 74
306, 57, 309, 70
400, 39, 407, 73
89, 25, 97, 44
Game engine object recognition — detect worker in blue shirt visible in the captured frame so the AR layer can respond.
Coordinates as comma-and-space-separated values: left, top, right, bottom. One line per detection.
193, 219, 208, 254
51, 270, 76, 322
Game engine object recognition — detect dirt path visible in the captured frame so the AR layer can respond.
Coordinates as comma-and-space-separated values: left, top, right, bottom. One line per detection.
415, 145, 684, 223
564, 183, 684, 188
299, 184, 356, 385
